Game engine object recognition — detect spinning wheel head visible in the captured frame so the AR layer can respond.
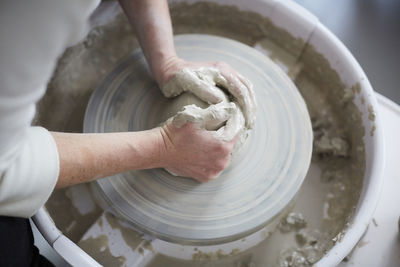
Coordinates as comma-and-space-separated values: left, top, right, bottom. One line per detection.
84, 34, 313, 245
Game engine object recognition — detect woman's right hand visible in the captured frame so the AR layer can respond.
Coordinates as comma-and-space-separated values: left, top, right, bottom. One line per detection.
159, 121, 236, 183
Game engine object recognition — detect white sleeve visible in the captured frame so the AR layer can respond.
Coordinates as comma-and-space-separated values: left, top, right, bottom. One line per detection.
0, 0, 100, 217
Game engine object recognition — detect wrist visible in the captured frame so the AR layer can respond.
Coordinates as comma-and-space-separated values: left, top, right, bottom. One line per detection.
155, 125, 177, 169
149, 127, 171, 168
123, 128, 168, 170
156, 56, 185, 87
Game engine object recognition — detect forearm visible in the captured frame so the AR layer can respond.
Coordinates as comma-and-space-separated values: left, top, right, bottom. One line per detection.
51, 129, 165, 188
119, 0, 177, 84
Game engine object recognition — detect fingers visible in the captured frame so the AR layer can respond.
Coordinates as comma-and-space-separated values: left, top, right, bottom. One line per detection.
168, 152, 231, 182
196, 143, 233, 181
190, 167, 224, 182
220, 71, 256, 128
215, 103, 245, 142
213, 63, 257, 129
172, 168, 222, 183
202, 102, 237, 130
183, 68, 227, 104
162, 68, 227, 104
237, 73, 257, 117
165, 153, 231, 182
162, 63, 256, 129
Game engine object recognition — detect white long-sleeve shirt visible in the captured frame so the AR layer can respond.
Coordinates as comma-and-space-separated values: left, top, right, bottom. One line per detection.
0, 0, 100, 217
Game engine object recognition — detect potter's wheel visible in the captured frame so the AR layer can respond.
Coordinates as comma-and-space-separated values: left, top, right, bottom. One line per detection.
84, 34, 312, 245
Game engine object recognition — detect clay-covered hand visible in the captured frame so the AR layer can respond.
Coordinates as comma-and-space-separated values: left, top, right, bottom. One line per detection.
159, 105, 238, 182
158, 57, 257, 128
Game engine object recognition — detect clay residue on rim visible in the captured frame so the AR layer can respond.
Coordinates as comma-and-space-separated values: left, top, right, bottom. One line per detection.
34, 1, 366, 266
104, 212, 144, 251
297, 41, 366, 237
78, 235, 127, 266
170, 1, 305, 57
44, 185, 102, 242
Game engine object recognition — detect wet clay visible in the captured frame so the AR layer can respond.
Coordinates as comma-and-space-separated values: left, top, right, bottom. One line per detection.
36, 2, 366, 267
163, 66, 256, 158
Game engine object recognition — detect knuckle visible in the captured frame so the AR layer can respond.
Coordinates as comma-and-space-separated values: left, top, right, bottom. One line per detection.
199, 178, 209, 183
204, 168, 213, 176
207, 169, 216, 176
200, 169, 220, 181
215, 158, 229, 171
201, 174, 212, 182
204, 177, 212, 182
195, 174, 208, 182
213, 142, 225, 153
221, 158, 230, 168
220, 143, 232, 155
214, 162, 225, 171
210, 170, 221, 179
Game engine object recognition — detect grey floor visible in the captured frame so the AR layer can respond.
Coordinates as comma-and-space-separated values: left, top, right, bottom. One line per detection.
294, 0, 400, 103
33, 1, 400, 266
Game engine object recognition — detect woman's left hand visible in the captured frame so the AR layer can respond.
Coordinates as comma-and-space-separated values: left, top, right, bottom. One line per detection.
157, 57, 257, 128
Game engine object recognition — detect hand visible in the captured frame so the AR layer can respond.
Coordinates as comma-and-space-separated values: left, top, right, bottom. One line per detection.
159, 118, 236, 183
158, 57, 257, 128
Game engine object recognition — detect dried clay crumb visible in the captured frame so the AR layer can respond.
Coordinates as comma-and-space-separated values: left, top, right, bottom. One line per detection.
294, 229, 326, 248
321, 168, 346, 183
311, 116, 350, 158
192, 248, 240, 261
279, 212, 307, 233
314, 135, 349, 158
279, 229, 328, 267
332, 231, 345, 243
278, 248, 319, 267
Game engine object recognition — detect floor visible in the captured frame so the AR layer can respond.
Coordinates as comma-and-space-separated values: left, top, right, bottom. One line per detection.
33, 1, 400, 266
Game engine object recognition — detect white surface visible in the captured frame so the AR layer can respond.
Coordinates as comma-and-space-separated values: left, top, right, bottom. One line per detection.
32, 208, 62, 245
338, 94, 400, 267
32, 209, 100, 267
31, 219, 71, 267
53, 235, 102, 267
